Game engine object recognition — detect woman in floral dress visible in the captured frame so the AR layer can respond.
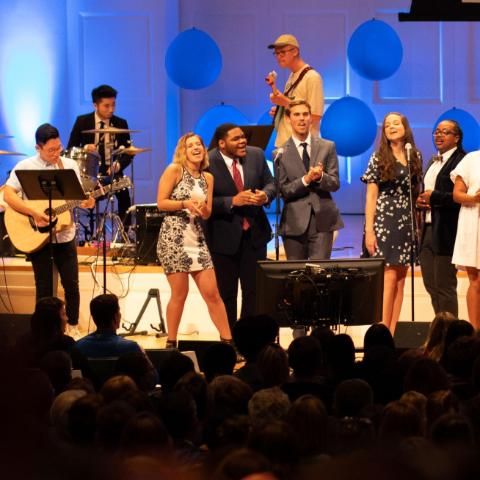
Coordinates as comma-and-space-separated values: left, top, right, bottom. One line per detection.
157, 133, 232, 348
361, 113, 422, 334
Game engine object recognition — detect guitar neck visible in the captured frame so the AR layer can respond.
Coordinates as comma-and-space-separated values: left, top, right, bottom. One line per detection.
53, 185, 111, 215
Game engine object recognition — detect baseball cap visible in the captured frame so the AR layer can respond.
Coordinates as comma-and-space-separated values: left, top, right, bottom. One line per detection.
268, 34, 300, 49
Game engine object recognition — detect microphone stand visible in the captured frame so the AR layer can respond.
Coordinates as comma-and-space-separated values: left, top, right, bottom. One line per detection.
406, 145, 417, 322
273, 150, 282, 261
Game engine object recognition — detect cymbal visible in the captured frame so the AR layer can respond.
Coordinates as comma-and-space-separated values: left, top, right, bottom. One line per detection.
121, 146, 152, 155
0, 150, 26, 156
82, 126, 140, 134
0, 134, 14, 138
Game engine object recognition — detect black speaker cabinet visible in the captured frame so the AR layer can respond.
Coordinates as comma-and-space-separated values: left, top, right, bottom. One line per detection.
394, 321, 430, 350
177, 340, 222, 372
135, 204, 164, 265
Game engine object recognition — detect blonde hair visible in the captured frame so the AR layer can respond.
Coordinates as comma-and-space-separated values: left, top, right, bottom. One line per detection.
172, 132, 209, 171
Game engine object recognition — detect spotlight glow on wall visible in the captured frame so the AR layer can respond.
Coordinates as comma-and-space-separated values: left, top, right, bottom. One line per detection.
1, 25, 55, 153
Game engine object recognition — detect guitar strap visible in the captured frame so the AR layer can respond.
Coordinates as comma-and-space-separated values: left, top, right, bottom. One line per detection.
272, 65, 313, 130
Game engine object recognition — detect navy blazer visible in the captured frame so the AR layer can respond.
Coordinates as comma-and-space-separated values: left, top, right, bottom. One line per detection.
67, 112, 133, 173
421, 147, 466, 255
206, 146, 276, 255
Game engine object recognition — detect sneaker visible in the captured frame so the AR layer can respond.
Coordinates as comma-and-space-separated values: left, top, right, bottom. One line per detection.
67, 324, 82, 340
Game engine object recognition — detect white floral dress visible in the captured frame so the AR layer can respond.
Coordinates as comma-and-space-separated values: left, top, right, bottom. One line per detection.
157, 168, 213, 273
361, 153, 418, 266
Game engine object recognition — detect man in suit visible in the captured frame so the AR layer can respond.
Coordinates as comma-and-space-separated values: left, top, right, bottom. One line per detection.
279, 100, 343, 259
67, 84, 133, 224
417, 120, 465, 316
207, 123, 276, 329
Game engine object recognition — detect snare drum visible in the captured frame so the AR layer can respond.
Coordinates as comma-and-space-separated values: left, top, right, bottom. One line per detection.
63, 147, 100, 192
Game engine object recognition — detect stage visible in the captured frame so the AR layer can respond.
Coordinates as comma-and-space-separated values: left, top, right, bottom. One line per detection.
0, 238, 471, 351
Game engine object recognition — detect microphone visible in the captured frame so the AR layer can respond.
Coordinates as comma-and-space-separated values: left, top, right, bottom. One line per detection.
405, 142, 412, 163
111, 145, 125, 156
272, 147, 284, 164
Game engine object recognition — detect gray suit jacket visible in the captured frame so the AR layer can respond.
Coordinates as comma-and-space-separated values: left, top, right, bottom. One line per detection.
279, 136, 344, 236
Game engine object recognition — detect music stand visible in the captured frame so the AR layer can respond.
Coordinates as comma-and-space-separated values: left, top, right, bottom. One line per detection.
208, 124, 274, 150
15, 169, 86, 296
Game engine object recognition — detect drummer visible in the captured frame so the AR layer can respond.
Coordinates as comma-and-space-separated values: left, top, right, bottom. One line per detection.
67, 84, 133, 225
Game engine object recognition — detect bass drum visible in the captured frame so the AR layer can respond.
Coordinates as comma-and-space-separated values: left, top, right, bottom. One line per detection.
62, 147, 100, 192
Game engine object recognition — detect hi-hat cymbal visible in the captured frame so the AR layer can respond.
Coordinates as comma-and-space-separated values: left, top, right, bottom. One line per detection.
82, 126, 140, 134
0, 150, 26, 156
121, 146, 152, 155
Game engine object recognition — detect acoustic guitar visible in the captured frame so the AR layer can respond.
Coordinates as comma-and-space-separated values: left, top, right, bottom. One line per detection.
4, 176, 131, 253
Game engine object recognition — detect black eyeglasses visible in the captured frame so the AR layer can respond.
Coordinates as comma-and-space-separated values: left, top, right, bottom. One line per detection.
433, 130, 456, 137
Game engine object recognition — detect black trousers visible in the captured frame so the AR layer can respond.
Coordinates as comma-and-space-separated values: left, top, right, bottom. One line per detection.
211, 229, 267, 329
29, 239, 80, 325
419, 224, 458, 317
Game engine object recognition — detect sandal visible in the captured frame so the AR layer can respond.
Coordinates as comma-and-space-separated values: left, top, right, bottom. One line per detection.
165, 339, 178, 349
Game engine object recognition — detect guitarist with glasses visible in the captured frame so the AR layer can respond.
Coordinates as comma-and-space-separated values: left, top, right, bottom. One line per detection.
3, 123, 95, 338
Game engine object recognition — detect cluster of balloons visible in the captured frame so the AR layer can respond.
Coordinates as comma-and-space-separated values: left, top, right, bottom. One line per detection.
165, 24, 480, 158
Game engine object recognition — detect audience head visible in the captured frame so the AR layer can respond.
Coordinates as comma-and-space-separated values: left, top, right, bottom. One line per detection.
120, 411, 171, 456
364, 323, 395, 352
326, 334, 356, 381
423, 311, 456, 361
50, 389, 87, 440
39, 350, 72, 394
333, 379, 374, 418
287, 335, 323, 379
426, 389, 460, 431
68, 393, 103, 445
286, 394, 328, 458
96, 400, 136, 450
248, 387, 290, 430
174, 371, 208, 422
31, 297, 67, 346
115, 351, 157, 392
212, 448, 275, 480
207, 375, 253, 421
90, 294, 121, 331
379, 400, 424, 442
202, 342, 237, 382
404, 357, 450, 396
100, 375, 138, 403
233, 315, 279, 362
157, 350, 194, 392
430, 413, 474, 448
256, 343, 289, 388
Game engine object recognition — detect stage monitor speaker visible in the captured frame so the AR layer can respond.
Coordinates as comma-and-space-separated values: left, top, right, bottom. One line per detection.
394, 321, 430, 350
0, 313, 31, 346
134, 204, 164, 265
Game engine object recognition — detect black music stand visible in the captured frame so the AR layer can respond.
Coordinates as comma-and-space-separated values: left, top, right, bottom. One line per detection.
16, 169, 86, 296
208, 124, 274, 150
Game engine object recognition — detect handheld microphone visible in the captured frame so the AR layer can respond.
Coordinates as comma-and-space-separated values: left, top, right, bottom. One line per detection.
405, 143, 412, 163
272, 147, 284, 164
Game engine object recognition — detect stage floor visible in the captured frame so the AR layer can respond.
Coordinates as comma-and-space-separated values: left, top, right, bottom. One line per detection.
0, 214, 470, 350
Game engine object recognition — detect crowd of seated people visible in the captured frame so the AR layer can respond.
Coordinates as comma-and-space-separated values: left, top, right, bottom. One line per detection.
3, 298, 480, 480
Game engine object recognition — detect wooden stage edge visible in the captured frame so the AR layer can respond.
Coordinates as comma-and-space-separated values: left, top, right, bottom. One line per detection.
0, 248, 472, 350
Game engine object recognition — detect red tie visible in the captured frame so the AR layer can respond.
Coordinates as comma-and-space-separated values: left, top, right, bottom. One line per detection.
232, 159, 250, 230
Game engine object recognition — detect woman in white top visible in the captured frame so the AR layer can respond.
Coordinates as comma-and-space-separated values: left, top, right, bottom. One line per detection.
451, 150, 480, 329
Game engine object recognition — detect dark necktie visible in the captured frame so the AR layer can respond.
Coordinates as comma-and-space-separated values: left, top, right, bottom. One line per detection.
98, 121, 106, 164
300, 142, 310, 171
232, 159, 249, 230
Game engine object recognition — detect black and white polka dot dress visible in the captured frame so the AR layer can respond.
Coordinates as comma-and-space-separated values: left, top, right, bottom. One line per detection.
361, 154, 418, 266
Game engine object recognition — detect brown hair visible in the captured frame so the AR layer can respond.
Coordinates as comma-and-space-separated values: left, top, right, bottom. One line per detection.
285, 99, 311, 117
172, 132, 209, 170
377, 112, 422, 182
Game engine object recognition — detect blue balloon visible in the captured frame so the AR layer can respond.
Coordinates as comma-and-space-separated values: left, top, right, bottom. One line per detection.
320, 96, 377, 157
194, 104, 249, 147
348, 19, 403, 81
165, 28, 222, 89
434, 108, 480, 153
